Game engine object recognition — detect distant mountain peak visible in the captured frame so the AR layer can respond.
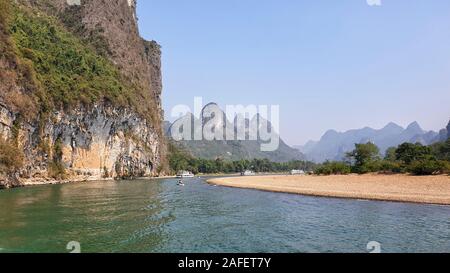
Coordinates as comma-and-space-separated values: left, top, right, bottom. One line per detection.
322, 129, 339, 139
406, 121, 423, 133
383, 122, 403, 130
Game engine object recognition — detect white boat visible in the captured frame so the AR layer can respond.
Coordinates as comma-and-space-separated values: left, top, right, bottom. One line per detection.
290, 169, 306, 175
176, 171, 195, 178
241, 170, 256, 176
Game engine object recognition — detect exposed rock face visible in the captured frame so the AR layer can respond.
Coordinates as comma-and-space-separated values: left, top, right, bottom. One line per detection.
447, 120, 450, 139
1, 102, 163, 188
0, 0, 166, 188
0, 103, 161, 187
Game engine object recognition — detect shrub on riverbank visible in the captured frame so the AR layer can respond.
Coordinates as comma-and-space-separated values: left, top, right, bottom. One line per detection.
378, 160, 403, 174
0, 139, 24, 175
407, 158, 449, 176
315, 161, 351, 175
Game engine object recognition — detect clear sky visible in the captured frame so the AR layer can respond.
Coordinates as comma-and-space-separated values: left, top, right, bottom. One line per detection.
137, 0, 450, 145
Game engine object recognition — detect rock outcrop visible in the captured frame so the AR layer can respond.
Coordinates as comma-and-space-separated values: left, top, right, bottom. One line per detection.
0, 0, 166, 188
0, 103, 162, 184
447, 121, 450, 139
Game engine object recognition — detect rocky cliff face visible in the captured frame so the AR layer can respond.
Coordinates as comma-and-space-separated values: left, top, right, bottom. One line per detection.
0, 0, 166, 188
0, 103, 162, 184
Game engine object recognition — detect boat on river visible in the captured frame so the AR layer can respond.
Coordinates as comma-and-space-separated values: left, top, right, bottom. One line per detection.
241, 170, 256, 176
176, 171, 195, 178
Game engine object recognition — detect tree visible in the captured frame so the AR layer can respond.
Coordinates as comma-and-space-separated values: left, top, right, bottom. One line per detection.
346, 142, 380, 173
384, 147, 397, 161
395, 143, 431, 165
441, 138, 450, 160
431, 138, 450, 161
214, 158, 225, 173
168, 142, 193, 173
408, 157, 447, 176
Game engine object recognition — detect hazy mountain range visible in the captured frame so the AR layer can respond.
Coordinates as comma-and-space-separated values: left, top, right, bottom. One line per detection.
166, 105, 449, 164
295, 121, 450, 163
165, 103, 305, 162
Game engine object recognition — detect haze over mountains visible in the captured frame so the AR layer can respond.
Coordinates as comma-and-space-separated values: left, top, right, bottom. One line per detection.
296, 121, 450, 163
166, 103, 305, 162
165, 103, 449, 165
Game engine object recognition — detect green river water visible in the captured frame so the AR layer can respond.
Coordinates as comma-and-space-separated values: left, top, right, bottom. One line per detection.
0, 177, 449, 253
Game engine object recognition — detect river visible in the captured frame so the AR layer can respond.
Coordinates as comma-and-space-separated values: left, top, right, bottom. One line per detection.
0, 177, 449, 253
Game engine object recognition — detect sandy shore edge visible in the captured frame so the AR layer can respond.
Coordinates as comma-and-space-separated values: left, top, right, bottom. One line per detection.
207, 174, 450, 205
1, 175, 177, 190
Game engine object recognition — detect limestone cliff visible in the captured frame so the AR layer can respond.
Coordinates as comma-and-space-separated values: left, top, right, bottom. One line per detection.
0, 0, 166, 188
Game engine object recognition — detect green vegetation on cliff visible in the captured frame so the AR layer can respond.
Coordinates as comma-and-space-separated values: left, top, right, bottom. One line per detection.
1, 1, 160, 126
11, 6, 131, 108
0, 139, 24, 175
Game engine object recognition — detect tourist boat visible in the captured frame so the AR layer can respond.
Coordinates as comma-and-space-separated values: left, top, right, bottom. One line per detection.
176, 171, 195, 178
290, 170, 306, 175
241, 170, 256, 176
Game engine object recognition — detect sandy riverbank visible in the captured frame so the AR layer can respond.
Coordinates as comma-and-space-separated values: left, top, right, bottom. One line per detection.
208, 174, 450, 205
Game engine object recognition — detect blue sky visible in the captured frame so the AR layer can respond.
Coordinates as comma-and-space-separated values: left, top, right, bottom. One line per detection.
137, 0, 450, 145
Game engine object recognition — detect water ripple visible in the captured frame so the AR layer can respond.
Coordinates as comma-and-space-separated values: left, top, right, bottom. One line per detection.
1, 178, 450, 252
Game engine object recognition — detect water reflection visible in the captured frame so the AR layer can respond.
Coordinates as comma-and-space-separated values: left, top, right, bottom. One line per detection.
0, 180, 172, 253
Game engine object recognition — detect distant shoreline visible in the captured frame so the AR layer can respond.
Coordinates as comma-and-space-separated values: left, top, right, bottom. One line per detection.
1, 175, 177, 190
207, 174, 450, 205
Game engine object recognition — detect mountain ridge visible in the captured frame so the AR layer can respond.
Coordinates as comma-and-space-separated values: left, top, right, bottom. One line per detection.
166, 103, 305, 162
296, 121, 448, 163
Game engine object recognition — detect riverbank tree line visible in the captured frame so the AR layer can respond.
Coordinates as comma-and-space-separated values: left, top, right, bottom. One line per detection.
169, 138, 450, 176
168, 142, 317, 175
315, 139, 450, 176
